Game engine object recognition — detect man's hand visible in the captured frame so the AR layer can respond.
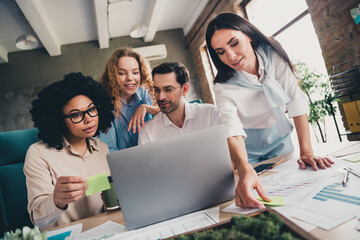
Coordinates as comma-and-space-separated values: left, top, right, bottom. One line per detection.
297, 153, 334, 170
235, 166, 271, 208
53, 176, 87, 209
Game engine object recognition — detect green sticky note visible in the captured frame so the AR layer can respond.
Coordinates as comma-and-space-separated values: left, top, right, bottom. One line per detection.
350, 8, 358, 18
85, 172, 110, 196
256, 196, 285, 207
343, 153, 360, 163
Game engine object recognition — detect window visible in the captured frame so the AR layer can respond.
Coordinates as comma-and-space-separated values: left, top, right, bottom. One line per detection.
245, 0, 326, 75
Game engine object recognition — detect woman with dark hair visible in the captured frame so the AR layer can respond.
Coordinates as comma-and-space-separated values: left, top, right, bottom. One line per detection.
24, 72, 114, 230
205, 13, 333, 208
99, 47, 159, 151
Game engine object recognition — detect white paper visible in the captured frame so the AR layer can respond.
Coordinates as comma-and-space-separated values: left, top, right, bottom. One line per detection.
260, 167, 342, 193
293, 173, 360, 230
47, 223, 82, 240
105, 207, 219, 240
328, 142, 360, 158
81, 221, 126, 240
221, 203, 260, 215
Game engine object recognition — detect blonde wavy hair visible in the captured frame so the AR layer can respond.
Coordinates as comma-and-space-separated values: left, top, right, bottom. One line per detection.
100, 48, 155, 118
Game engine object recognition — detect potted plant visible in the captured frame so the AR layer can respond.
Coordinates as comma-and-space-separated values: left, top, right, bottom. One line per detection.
294, 60, 338, 143
1, 226, 47, 240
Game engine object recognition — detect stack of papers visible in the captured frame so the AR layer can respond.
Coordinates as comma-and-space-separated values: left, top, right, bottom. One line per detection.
293, 174, 360, 230
79, 207, 219, 240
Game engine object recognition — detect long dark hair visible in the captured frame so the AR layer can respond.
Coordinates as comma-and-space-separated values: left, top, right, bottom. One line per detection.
205, 12, 295, 83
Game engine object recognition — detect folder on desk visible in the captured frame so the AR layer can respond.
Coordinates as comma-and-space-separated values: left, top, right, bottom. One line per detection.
343, 100, 360, 133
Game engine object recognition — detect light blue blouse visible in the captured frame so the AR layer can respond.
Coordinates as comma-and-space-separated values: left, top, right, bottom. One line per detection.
99, 87, 153, 152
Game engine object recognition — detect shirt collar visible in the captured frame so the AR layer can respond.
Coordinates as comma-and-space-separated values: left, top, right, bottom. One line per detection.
61, 136, 99, 154
241, 50, 265, 83
255, 50, 265, 71
121, 88, 143, 107
162, 101, 194, 128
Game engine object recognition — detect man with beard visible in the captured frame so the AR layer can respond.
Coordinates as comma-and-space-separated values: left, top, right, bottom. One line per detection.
138, 62, 222, 145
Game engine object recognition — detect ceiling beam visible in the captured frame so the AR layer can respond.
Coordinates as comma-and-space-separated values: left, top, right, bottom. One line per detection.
93, 0, 109, 49
0, 44, 8, 63
183, 0, 209, 36
16, 0, 61, 56
143, 0, 167, 42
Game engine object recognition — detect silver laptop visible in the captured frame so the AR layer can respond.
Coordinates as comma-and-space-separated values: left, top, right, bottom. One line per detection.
107, 125, 235, 230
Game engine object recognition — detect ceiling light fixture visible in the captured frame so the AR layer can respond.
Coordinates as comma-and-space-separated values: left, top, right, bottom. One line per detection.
15, 34, 39, 50
130, 24, 148, 38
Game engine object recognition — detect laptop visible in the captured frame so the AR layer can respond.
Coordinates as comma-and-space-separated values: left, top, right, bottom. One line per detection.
107, 125, 235, 230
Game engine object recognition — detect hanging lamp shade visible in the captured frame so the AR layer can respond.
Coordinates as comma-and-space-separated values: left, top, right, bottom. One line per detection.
15, 34, 39, 50
130, 24, 148, 38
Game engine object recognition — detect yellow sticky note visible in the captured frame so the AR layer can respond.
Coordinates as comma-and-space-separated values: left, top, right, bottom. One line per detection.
86, 172, 110, 196
256, 196, 285, 207
343, 153, 360, 163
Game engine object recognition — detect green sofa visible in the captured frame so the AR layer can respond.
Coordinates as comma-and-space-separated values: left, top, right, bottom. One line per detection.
0, 128, 39, 234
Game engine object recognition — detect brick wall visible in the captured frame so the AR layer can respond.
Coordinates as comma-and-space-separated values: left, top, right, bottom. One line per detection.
185, 0, 242, 104
306, 0, 360, 140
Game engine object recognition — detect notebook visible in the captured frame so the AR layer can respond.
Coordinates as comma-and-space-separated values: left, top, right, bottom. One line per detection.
107, 125, 235, 230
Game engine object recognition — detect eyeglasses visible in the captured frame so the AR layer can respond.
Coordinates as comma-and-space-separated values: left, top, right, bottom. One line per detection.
154, 86, 180, 96
63, 106, 99, 124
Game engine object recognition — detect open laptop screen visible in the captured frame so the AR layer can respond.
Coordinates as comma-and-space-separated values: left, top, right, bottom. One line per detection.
107, 125, 235, 230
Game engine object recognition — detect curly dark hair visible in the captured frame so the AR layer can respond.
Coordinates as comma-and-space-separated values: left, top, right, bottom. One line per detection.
30, 72, 115, 150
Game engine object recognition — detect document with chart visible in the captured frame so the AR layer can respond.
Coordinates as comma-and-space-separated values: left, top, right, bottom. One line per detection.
293, 172, 360, 230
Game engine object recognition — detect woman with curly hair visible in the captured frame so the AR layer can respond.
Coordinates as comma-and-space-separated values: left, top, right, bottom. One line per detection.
24, 72, 115, 230
99, 47, 159, 151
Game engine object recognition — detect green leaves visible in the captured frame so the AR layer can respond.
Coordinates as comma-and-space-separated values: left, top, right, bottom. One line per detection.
173, 213, 303, 240
1, 226, 47, 240
294, 60, 338, 142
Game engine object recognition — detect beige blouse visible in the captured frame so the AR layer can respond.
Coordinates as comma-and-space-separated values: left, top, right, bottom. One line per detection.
24, 137, 111, 230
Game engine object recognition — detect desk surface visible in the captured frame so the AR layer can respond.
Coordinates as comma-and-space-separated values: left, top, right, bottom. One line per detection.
49, 142, 360, 240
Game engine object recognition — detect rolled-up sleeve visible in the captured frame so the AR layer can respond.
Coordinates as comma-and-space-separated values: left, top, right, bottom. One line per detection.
24, 145, 64, 230
213, 84, 247, 139
273, 53, 309, 118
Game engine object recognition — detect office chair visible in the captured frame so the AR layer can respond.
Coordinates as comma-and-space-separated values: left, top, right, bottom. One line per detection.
0, 128, 39, 234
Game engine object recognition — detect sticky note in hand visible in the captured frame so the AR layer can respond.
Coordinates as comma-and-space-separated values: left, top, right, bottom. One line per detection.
256, 196, 285, 207
85, 172, 111, 196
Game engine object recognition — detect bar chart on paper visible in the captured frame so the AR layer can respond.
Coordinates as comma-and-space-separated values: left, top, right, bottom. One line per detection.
313, 182, 360, 205
293, 175, 360, 230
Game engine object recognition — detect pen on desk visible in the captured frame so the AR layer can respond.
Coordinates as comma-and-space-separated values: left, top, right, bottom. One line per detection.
257, 168, 270, 176
347, 167, 360, 178
257, 158, 285, 176
342, 169, 349, 187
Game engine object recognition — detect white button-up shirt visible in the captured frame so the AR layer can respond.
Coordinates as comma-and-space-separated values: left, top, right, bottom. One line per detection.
138, 101, 223, 145
213, 50, 309, 139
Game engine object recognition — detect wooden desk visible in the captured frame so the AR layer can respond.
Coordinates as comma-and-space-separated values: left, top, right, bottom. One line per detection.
49, 142, 360, 240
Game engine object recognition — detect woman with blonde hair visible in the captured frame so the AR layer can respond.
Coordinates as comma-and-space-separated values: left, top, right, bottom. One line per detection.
99, 48, 159, 151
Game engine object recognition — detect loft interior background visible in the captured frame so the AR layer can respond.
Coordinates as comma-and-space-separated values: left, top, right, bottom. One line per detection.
0, 0, 359, 141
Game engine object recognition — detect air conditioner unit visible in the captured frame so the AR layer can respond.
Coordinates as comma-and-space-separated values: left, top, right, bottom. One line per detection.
133, 44, 167, 61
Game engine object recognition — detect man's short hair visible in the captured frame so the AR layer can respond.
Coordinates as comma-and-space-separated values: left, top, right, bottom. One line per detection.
152, 62, 190, 86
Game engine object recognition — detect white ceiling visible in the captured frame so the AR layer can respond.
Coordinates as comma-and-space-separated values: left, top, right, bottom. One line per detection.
0, 0, 209, 64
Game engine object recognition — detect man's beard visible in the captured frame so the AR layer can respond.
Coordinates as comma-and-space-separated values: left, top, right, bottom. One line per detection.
158, 100, 179, 114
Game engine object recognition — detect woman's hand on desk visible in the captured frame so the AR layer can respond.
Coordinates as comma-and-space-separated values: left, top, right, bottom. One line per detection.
235, 166, 271, 208
53, 176, 88, 209
297, 153, 334, 170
